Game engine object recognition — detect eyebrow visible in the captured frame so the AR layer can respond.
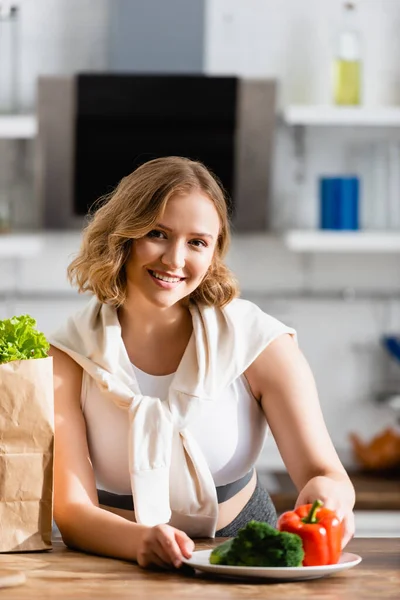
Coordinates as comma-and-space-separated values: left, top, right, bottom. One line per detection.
155, 223, 215, 240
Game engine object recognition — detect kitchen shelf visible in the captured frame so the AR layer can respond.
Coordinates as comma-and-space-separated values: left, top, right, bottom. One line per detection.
0, 234, 44, 257
283, 230, 400, 252
0, 115, 37, 139
283, 105, 400, 127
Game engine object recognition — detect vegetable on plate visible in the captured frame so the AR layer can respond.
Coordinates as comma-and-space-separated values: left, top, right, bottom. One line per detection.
210, 520, 304, 567
277, 499, 342, 566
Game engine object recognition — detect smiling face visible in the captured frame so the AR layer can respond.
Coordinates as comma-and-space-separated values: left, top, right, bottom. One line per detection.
125, 190, 221, 310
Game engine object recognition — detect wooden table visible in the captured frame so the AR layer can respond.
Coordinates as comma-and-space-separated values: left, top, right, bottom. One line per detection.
0, 537, 398, 599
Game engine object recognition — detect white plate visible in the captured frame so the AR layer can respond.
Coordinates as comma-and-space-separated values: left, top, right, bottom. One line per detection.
183, 550, 362, 581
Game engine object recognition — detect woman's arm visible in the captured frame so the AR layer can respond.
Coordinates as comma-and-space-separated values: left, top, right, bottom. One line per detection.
50, 345, 193, 568
245, 334, 355, 547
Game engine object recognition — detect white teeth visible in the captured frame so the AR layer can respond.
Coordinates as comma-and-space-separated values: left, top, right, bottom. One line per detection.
151, 271, 181, 283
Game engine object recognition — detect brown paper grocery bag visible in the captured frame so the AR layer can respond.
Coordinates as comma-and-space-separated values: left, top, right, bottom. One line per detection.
0, 357, 54, 552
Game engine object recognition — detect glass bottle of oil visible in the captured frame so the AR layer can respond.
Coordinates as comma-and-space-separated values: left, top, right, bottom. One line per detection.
333, 2, 362, 105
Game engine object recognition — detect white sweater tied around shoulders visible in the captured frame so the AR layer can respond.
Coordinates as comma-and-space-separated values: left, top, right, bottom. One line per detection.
50, 296, 295, 537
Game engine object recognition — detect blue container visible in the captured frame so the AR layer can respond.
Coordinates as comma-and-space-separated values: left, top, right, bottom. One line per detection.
319, 176, 359, 230
339, 177, 359, 230
320, 177, 341, 229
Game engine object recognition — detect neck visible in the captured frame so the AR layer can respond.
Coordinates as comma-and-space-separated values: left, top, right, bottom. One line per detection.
118, 296, 193, 375
118, 296, 192, 338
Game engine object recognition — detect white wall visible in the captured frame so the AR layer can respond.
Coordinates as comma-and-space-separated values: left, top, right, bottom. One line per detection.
17, 0, 110, 111
205, 0, 400, 107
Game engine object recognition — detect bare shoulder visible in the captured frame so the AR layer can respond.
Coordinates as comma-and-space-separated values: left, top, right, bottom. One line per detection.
49, 344, 82, 392
245, 333, 307, 400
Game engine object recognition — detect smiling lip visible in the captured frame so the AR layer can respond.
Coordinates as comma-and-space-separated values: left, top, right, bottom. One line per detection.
148, 269, 185, 289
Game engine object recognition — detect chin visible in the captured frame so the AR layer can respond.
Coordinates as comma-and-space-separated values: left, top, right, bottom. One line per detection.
148, 292, 186, 309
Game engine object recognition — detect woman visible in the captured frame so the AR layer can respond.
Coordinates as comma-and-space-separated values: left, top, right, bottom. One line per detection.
50, 156, 355, 569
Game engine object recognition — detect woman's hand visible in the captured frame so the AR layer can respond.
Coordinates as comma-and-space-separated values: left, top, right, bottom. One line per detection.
136, 524, 195, 569
295, 475, 355, 549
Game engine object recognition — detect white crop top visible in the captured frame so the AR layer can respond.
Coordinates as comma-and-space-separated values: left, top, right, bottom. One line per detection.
82, 364, 268, 494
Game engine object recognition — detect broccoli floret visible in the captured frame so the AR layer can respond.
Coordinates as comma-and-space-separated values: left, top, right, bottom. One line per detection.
210, 520, 304, 567
209, 538, 234, 564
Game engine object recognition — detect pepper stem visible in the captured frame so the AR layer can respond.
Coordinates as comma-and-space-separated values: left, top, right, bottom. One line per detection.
302, 499, 324, 524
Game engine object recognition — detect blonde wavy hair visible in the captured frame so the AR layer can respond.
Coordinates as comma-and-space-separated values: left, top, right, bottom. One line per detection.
68, 156, 239, 307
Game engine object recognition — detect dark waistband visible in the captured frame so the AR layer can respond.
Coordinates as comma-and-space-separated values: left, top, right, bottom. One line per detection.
97, 468, 254, 511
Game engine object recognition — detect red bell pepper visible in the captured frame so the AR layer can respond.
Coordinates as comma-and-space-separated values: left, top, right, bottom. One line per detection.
277, 499, 343, 566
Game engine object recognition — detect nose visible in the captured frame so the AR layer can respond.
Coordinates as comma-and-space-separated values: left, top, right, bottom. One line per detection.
161, 240, 186, 270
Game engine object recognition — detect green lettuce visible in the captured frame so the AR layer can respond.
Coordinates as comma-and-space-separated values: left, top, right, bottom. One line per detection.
0, 315, 50, 364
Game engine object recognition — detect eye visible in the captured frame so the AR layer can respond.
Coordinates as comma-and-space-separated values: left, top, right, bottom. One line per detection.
189, 239, 207, 248
146, 229, 166, 239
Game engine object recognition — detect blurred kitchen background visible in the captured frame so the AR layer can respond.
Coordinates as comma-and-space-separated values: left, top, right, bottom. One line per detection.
0, 0, 399, 533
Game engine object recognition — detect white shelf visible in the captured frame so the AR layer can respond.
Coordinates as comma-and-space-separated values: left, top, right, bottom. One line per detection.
283, 105, 400, 127
0, 234, 44, 257
0, 115, 37, 139
284, 230, 400, 252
